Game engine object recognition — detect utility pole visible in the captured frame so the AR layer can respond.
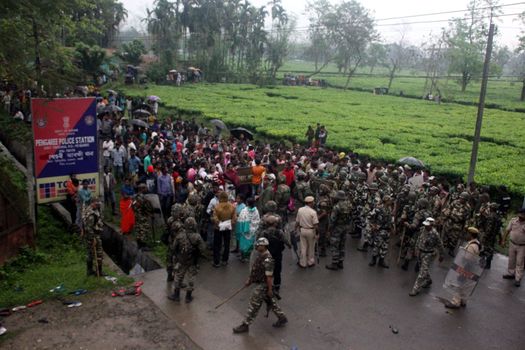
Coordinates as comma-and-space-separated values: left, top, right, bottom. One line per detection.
467, 22, 495, 186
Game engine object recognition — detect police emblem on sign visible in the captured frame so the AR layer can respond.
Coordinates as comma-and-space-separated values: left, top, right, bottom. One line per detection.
36, 116, 47, 128
84, 115, 95, 126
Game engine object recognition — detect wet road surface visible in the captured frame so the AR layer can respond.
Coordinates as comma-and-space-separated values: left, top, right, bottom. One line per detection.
140, 234, 525, 350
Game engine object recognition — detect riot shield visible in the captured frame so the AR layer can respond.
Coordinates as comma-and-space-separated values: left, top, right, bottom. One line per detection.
443, 248, 484, 298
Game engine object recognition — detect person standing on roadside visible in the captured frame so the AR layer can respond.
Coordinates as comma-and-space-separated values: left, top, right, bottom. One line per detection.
212, 191, 237, 267
295, 196, 319, 268
501, 208, 525, 287
251, 159, 265, 196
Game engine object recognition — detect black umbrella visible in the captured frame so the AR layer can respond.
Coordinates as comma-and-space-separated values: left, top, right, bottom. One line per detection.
104, 105, 122, 113
130, 119, 148, 128
230, 127, 254, 140
398, 157, 425, 168
132, 109, 151, 118
210, 119, 227, 130
136, 103, 153, 112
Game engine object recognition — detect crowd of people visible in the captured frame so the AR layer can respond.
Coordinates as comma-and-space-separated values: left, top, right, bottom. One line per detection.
71, 91, 524, 334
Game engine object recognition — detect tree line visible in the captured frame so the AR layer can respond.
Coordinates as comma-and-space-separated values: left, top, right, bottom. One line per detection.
0, 0, 128, 94
1, 0, 524, 100
301, 0, 525, 100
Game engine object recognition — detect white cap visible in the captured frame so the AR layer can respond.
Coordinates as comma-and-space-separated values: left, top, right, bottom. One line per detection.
423, 217, 435, 226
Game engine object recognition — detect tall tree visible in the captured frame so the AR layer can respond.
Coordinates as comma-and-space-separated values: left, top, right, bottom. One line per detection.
117, 39, 146, 66
145, 0, 178, 67
365, 43, 387, 74
445, 0, 500, 92
265, 0, 292, 82
74, 43, 107, 83
514, 11, 525, 100
327, 0, 377, 89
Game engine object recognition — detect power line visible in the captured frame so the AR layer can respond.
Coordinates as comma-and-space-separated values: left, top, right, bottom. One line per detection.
374, 1, 525, 21
113, 11, 523, 43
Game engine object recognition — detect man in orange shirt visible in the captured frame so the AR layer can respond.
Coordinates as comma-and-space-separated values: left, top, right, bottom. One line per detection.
65, 174, 79, 225
251, 159, 265, 196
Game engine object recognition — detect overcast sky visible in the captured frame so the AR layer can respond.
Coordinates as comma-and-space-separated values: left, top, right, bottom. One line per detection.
121, 0, 524, 48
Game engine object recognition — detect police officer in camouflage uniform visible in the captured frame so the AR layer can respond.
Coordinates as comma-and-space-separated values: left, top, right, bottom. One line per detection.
357, 182, 381, 252
409, 218, 444, 296
317, 184, 333, 257
133, 183, 154, 250
233, 237, 288, 334
475, 201, 501, 269
378, 175, 393, 198
400, 198, 432, 271
294, 171, 313, 208
183, 193, 203, 233
368, 195, 393, 268
442, 192, 471, 256
168, 217, 207, 303
425, 186, 441, 218
258, 174, 275, 212
352, 172, 368, 239
274, 175, 291, 228
166, 203, 190, 281
257, 213, 289, 293
82, 199, 104, 277
393, 185, 411, 235
326, 190, 353, 270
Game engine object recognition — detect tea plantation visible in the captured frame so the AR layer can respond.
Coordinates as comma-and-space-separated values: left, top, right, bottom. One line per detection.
122, 83, 525, 195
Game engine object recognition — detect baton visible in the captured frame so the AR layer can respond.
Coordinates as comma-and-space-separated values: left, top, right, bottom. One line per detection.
397, 229, 406, 265
93, 238, 100, 277
214, 285, 248, 310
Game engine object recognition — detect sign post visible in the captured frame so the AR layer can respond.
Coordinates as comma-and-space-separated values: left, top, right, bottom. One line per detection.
31, 98, 99, 204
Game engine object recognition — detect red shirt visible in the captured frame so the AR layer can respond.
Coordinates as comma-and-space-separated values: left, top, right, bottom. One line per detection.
282, 168, 295, 187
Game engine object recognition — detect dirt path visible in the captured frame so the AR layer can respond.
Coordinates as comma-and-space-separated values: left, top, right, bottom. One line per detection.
0, 290, 200, 350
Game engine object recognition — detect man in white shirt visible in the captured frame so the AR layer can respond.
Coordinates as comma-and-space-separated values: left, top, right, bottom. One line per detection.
102, 137, 114, 169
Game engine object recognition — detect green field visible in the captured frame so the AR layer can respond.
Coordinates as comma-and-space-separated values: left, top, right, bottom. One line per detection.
280, 60, 525, 111
122, 83, 525, 195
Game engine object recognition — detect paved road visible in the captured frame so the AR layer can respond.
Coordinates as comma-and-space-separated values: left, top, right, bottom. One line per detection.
141, 234, 525, 350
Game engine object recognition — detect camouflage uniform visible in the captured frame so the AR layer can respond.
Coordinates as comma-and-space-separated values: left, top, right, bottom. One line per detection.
257, 181, 275, 212
359, 183, 381, 249
398, 192, 418, 232
243, 250, 286, 326
410, 226, 444, 294
166, 203, 190, 280
183, 193, 203, 232
257, 216, 288, 292
169, 217, 207, 302
352, 173, 368, 238
317, 184, 333, 256
133, 192, 154, 246
294, 176, 313, 207
378, 175, 393, 198
327, 191, 352, 269
274, 177, 291, 228
425, 187, 442, 219
82, 205, 104, 276
475, 202, 501, 269
442, 194, 471, 254
400, 199, 432, 269
393, 186, 411, 234
368, 200, 393, 266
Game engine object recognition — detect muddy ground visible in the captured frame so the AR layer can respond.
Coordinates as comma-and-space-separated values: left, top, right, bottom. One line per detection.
0, 290, 200, 350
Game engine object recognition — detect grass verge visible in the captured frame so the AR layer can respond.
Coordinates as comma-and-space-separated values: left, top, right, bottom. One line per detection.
0, 206, 133, 308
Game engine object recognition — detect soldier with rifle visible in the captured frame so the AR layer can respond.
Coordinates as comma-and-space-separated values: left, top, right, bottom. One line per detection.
233, 237, 288, 334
